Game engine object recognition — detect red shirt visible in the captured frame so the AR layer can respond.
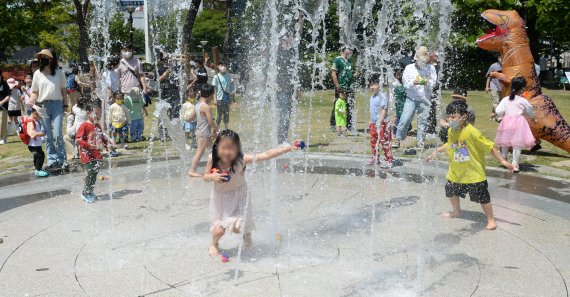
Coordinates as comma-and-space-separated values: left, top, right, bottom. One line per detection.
76, 121, 108, 164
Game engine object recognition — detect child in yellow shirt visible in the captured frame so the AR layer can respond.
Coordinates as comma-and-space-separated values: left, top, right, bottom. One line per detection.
426, 100, 513, 230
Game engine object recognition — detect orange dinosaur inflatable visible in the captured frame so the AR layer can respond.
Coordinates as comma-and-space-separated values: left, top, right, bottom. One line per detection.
476, 9, 570, 153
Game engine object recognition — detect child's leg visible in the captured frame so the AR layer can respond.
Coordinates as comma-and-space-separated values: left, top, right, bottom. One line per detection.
441, 196, 462, 218
379, 122, 393, 163
28, 146, 44, 171
189, 137, 208, 176
481, 203, 496, 230
209, 226, 225, 256
83, 161, 99, 195
243, 232, 252, 249
369, 123, 378, 157
512, 147, 522, 165
500, 146, 509, 159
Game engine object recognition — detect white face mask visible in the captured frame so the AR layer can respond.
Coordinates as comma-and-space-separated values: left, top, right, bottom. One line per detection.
346, 53, 353, 59
122, 51, 133, 59
417, 60, 427, 67
218, 66, 227, 73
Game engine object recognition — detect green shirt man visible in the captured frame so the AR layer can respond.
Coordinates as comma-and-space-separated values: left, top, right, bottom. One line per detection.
331, 56, 354, 90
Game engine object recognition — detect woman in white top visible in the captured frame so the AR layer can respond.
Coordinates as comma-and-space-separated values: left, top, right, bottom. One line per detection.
29, 48, 69, 170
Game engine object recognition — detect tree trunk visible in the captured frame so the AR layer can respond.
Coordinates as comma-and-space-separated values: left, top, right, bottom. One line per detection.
222, 0, 234, 56
183, 0, 203, 51
73, 0, 91, 72
519, 6, 539, 62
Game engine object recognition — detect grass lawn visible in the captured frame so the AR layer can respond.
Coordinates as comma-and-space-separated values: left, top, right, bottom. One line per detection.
1, 88, 569, 175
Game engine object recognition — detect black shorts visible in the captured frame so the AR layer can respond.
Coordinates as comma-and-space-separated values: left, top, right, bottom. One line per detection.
7, 110, 21, 117
445, 180, 490, 204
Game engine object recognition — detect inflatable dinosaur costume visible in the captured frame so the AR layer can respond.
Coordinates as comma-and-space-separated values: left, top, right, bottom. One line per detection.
476, 9, 570, 153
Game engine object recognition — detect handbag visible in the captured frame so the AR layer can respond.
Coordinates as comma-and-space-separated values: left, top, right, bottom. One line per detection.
216, 75, 232, 104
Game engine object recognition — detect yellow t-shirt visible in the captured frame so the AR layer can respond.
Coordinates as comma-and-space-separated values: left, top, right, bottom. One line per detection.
445, 124, 495, 184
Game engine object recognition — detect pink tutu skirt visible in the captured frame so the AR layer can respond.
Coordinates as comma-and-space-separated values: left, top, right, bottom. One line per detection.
494, 115, 536, 148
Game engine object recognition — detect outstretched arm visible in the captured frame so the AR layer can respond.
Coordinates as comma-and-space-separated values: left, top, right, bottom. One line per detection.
489, 71, 511, 84
244, 144, 292, 164
425, 144, 448, 162
491, 147, 514, 171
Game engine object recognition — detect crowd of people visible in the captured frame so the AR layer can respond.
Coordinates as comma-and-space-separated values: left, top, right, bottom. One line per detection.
0, 41, 552, 255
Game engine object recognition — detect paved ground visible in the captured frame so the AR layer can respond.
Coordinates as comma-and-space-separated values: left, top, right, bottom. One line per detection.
0, 154, 569, 297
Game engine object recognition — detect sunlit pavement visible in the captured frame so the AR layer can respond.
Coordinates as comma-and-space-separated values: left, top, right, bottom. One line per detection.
0, 154, 569, 296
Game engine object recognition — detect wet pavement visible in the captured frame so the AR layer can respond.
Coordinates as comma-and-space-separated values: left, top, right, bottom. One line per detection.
0, 154, 569, 296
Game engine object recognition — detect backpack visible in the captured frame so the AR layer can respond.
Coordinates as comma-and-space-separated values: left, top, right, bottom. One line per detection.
17, 116, 35, 145
66, 74, 79, 92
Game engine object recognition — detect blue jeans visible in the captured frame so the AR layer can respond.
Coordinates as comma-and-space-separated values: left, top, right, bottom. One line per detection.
41, 100, 66, 165
396, 99, 430, 142
130, 118, 144, 141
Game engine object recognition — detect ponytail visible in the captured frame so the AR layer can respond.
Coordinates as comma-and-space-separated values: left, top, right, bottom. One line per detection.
509, 76, 526, 101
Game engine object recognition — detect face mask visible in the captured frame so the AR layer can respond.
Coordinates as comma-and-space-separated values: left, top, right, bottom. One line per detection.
449, 115, 466, 131
122, 51, 133, 59
346, 53, 353, 59
116, 99, 124, 105
417, 60, 427, 68
218, 66, 226, 73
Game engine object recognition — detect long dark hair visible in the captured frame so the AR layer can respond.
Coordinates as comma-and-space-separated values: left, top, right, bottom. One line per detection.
39, 48, 58, 76
509, 76, 526, 101
211, 129, 244, 173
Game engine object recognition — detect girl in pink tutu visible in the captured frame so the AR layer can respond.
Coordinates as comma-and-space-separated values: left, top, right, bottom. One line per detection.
203, 129, 294, 256
493, 77, 536, 173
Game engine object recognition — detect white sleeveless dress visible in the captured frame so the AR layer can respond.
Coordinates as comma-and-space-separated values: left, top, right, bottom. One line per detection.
210, 160, 254, 232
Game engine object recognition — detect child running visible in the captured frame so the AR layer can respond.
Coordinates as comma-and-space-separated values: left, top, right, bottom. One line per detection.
188, 84, 217, 177
203, 129, 294, 256
493, 77, 536, 173
368, 80, 393, 167
426, 100, 513, 230
181, 90, 197, 150
335, 90, 347, 137
76, 102, 114, 203
26, 108, 49, 177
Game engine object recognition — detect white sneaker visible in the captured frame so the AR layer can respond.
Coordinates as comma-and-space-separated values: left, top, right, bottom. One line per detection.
186, 144, 191, 150
0, 139, 5, 145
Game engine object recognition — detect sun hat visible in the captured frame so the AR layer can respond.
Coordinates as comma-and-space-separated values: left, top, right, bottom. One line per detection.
414, 46, 429, 62
452, 88, 468, 101
34, 49, 54, 59
6, 78, 19, 89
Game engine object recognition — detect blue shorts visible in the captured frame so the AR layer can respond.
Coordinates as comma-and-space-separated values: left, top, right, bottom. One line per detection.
183, 121, 196, 132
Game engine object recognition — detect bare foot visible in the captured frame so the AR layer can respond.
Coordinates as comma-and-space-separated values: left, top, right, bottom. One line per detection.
208, 244, 219, 256
485, 221, 497, 230
441, 211, 462, 218
188, 171, 202, 177
232, 227, 241, 234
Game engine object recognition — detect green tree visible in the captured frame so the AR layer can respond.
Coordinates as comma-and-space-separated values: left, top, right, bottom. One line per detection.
0, 0, 62, 61
189, 9, 227, 52
108, 13, 145, 56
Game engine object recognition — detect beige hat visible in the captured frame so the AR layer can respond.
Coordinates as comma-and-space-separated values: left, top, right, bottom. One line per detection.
35, 49, 53, 59
414, 46, 429, 63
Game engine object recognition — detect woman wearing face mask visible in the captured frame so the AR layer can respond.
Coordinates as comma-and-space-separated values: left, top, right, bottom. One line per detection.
29, 48, 69, 171
117, 43, 148, 142
395, 46, 437, 149
211, 61, 235, 130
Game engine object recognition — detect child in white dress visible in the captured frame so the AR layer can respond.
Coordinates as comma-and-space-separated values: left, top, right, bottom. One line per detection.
203, 129, 294, 256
